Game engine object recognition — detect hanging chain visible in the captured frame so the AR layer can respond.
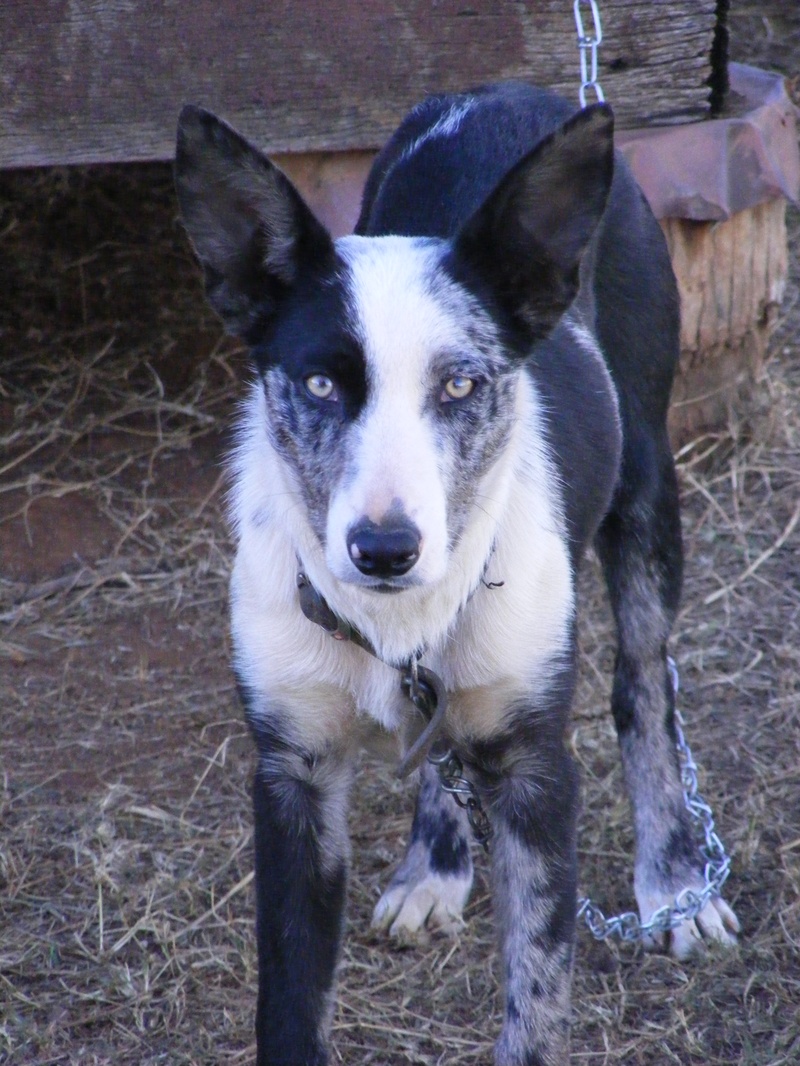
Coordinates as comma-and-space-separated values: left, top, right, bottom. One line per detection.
574, 0, 605, 106
422, 654, 732, 940
428, 747, 493, 850
577, 657, 732, 943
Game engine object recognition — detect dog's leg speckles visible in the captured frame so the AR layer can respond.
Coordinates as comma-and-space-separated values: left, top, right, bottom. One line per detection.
372, 762, 473, 939
492, 837, 574, 1066
475, 736, 578, 1066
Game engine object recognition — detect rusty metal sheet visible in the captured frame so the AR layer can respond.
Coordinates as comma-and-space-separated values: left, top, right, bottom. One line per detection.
617, 64, 800, 221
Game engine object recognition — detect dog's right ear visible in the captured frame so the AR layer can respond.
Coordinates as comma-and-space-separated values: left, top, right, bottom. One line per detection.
175, 106, 334, 340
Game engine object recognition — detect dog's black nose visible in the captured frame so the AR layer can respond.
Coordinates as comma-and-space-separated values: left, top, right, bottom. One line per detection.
347, 519, 421, 579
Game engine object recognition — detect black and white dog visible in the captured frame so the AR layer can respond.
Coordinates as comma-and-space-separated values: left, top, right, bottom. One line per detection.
175, 83, 738, 1066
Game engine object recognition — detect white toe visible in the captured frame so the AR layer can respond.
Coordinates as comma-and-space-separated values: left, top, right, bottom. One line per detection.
372, 872, 469, 940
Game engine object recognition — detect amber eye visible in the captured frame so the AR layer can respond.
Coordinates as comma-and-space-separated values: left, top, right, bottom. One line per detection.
304, 373, 336, 401
442, 375, 475, 402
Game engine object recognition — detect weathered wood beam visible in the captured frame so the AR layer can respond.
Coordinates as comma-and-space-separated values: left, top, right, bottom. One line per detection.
2, 0, 720, 168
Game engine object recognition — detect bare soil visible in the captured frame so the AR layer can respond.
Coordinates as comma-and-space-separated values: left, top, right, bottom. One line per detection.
2, 12, 799, 1066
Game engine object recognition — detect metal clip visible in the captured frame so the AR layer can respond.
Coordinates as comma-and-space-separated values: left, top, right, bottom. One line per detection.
396, 663, 449, 779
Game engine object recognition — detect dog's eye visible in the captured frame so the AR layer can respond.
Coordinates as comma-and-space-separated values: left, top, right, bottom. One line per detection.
304, 373, 337, 401
442, 375, 475, 402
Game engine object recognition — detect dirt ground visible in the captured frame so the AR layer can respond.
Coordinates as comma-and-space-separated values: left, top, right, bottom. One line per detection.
2, 11, 799, 1066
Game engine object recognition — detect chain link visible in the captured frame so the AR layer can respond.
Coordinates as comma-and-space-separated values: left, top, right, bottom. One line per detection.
577, 657, 732, 943
428, 748, 493, 850
573, 0, 605, 106
427, 655, 732, 942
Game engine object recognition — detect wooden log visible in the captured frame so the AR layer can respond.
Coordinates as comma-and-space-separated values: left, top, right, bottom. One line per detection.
663, 199, 789, 445
1, 0, 720, 168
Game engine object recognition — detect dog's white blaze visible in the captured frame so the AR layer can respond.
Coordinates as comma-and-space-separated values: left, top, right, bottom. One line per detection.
397, 100, 476, 168
325, 236, 461, 587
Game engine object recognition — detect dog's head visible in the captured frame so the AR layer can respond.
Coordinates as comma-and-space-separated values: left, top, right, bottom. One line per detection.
175, 103, 613, 596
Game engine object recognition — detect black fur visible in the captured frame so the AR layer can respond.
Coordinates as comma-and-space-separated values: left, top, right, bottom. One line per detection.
409, 765, 472, 877
241, 688, 349, 1066
252, 770, 345, 1066
176, 106, 336, 343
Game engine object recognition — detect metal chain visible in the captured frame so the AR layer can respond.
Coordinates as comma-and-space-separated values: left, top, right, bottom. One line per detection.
577, 657, 732, 943
427, 747, 493, 851
423, 654, 732, 942
574, 0, 605, 106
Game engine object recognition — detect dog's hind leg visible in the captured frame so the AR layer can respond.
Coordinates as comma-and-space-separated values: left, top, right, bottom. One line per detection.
372, 761, 473, 938
247, 710, 353, 1066
595, 441, 739, 958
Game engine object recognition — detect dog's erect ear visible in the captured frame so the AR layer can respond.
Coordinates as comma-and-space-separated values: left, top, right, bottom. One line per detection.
175, 106, 334, 340
453, 104, 614, 342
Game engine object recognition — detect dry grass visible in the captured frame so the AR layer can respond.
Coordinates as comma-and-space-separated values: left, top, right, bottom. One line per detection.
2, 21, 799, 1062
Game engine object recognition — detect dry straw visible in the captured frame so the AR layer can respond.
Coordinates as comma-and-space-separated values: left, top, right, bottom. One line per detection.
2, 138, 799, 1066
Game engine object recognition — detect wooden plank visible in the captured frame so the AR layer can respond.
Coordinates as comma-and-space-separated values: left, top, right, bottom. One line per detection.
1, 0, 719, 168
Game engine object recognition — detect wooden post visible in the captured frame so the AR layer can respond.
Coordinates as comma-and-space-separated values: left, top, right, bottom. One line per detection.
662, 199, 789, 445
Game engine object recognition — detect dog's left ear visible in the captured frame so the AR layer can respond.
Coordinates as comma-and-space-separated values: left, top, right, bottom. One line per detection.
175, 106, 334, 341
453, 104, 614, 342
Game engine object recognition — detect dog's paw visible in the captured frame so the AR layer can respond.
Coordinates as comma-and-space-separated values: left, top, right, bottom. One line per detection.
636, 881, 740, 960
372, 869, 471, 940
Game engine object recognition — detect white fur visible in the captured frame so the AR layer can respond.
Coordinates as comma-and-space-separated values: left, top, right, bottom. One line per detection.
395, 100, 477, 172
372, 871, 470, 938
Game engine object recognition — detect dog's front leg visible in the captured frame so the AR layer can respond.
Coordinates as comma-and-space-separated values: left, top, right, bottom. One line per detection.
477, 730, 578, 1066
250, 719, 353, 1066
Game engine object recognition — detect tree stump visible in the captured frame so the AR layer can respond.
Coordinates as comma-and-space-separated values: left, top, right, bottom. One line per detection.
662, 198, 789, 446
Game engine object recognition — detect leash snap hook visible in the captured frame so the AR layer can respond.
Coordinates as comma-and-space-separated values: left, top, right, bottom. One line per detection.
396, 662, 449, 779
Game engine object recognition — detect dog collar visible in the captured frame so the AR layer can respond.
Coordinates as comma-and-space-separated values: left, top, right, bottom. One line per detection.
296, 570, 447, 777
295, 569, 494, 849
296, 570, 379, 655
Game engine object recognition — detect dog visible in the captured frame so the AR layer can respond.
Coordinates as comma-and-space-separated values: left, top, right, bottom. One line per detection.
175, 82, 739, 1066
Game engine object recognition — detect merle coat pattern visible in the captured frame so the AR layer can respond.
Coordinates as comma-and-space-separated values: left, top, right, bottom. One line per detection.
175, 82, 739, 1066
